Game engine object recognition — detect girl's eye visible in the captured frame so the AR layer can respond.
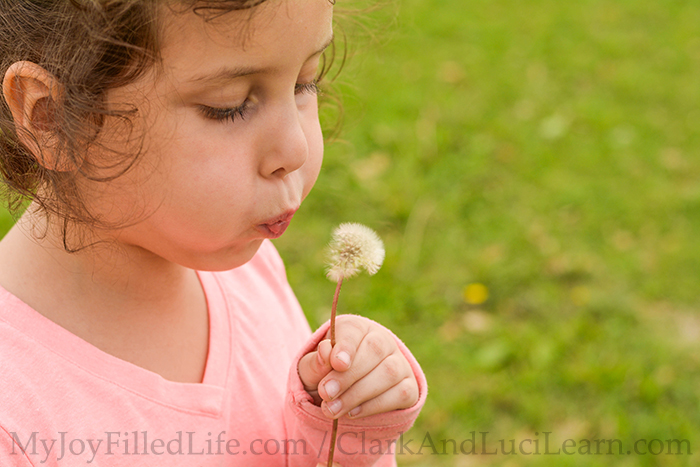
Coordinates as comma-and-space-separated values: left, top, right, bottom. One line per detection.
295, 80, 320, 96
199, 81, 318, 123
199, 101, 250, 123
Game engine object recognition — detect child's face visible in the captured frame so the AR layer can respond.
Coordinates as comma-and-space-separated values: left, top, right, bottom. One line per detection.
84, 0, 333, 270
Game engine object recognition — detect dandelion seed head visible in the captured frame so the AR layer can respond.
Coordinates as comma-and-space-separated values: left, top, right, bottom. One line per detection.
326, 223, 385, 282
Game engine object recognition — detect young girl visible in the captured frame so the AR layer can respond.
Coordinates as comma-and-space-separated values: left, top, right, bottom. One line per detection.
0, 1, 426, 466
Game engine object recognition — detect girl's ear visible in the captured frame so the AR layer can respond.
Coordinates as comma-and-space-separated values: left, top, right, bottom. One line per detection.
2, 61, 72, 171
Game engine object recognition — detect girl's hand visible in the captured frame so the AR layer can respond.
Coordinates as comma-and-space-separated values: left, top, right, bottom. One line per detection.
298, 316, 419, 419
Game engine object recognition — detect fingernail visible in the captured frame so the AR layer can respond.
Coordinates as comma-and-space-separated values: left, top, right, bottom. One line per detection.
327, 399, 342, 415
348, 406, 361, 417
336, 351, 351, 366
325, 380, 340, 399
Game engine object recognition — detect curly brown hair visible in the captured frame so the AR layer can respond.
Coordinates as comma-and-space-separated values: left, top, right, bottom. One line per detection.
0, 0, 339, 250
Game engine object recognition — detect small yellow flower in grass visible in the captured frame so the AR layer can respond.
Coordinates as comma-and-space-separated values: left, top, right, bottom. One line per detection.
326, 223, 385, 282
463, 283, 489, 305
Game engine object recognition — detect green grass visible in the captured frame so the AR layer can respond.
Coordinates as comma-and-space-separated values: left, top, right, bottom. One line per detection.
277, 1, 700, 465
3, 0, 700, 465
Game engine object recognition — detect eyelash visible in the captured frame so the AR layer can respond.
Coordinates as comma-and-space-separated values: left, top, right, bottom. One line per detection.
295, 80, 321, 96
200, 80, 321, 124
199, 103, 250, 123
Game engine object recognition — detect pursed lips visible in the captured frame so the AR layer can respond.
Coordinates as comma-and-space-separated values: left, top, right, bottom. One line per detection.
256, 209, 298, 238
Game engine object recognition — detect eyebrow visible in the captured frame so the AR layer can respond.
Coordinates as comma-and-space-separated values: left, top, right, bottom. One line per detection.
188, 34, 335, 84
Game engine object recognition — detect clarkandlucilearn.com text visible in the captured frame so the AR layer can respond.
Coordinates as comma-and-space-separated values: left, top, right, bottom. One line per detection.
8, 430, 692, 463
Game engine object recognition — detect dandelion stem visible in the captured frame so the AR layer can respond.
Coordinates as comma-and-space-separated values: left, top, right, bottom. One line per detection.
327, 277, 343, 467
327, 420, 339, 467
330, 278, 343, 346
324, 223, 383, 466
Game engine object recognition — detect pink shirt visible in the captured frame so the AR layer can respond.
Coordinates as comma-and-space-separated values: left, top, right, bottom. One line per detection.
0, 240, 426, 466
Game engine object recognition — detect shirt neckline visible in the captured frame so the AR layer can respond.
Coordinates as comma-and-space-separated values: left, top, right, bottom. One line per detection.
0, 270, 231, 417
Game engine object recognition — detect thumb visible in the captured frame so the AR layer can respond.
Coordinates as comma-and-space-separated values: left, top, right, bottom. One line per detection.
298, 339, 333, 391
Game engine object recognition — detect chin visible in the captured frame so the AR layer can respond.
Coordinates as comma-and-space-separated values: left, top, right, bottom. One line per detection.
180, 238, 265, 272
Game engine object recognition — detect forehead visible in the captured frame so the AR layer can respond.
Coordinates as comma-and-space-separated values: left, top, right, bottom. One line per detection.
156, 0, 334, 82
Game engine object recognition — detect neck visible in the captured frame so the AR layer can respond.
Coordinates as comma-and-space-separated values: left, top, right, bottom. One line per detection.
0, 206, 203, 327
0, 206, 211, 384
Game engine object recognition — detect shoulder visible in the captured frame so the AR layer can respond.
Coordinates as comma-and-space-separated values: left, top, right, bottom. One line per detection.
203, 240, 309, 328
203, 241, 313, 358
0, 319, 63, 432
247, 239, 288, 277
208, 240, 290, 294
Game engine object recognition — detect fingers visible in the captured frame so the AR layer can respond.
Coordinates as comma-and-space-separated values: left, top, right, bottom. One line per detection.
319, 351, 418, 419
342, 375, 419, 419
318, 326, 397, 400
328, 316, 398, 375
307, 316, 421, 421
326, 316, 370, 372
298, 339, 333, 397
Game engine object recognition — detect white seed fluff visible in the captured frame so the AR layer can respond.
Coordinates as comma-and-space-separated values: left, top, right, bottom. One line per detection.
326, 223, 385, 282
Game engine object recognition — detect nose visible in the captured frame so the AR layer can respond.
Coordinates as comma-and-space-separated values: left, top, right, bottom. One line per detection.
258, 102, 309, 178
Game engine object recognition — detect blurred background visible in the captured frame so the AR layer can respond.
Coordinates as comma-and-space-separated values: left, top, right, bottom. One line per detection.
2, 0, 700, 465
279, 0, 700, 465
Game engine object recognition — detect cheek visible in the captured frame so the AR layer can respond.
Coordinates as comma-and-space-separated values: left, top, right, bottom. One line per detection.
154, 111, 251, 181
159, 134, 257, 214
303, 111, 325, 186
75, 121, 157, 225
